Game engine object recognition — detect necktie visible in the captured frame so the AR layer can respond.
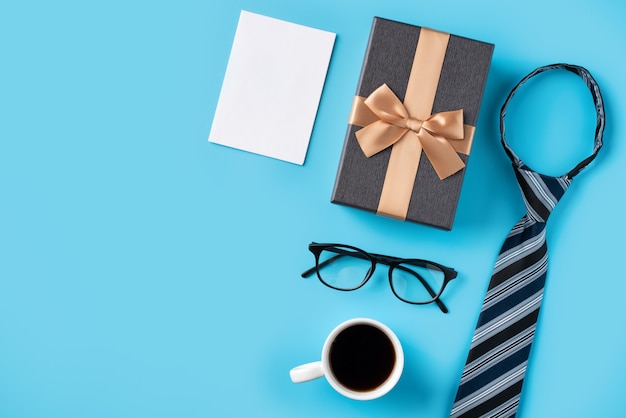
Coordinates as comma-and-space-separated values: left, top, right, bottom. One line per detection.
450, 64, 605, 418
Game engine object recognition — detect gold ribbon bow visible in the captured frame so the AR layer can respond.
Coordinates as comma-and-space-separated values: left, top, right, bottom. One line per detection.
355, 84, 466, 180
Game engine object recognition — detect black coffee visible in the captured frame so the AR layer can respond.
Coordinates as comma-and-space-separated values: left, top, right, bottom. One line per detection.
329, 324, 396, 392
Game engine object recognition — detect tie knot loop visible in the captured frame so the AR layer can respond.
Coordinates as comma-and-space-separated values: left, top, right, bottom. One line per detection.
515, 167, 571, 223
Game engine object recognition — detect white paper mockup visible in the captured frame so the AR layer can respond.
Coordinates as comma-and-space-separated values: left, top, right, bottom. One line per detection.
208, 11, 336, 165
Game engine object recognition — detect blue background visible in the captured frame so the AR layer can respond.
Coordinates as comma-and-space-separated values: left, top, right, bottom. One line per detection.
1, 0, 625, 417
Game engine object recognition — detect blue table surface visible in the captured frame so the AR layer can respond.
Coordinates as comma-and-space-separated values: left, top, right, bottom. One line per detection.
2, 1, 625, 417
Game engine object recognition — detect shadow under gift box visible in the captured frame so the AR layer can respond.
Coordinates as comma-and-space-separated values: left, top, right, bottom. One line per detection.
331, 17, 494, 230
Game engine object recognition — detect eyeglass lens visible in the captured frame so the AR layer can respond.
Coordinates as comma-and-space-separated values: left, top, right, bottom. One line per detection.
316, 246, 372, 290
390, 262, 445, 303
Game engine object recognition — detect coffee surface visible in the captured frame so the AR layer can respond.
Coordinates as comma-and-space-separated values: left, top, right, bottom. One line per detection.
329, 324, 395, 392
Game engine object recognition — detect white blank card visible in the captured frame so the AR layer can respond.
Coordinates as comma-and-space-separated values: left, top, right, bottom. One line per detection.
208, 11, 336, 165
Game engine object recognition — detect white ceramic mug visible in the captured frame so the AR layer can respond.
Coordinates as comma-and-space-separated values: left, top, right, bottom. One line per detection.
289, 318, 404, 400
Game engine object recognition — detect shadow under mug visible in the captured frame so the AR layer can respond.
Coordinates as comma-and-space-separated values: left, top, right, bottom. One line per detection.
289, 318, 404, 400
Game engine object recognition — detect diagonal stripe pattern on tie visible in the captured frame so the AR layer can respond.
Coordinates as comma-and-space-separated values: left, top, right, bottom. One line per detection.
450, 168, 569, 418
449, 63, 605, 418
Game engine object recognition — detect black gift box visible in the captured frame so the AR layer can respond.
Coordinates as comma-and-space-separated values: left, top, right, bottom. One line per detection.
331, 17, 494, 230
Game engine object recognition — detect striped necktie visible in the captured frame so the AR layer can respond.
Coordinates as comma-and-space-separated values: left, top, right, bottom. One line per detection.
450, 64, 605, 418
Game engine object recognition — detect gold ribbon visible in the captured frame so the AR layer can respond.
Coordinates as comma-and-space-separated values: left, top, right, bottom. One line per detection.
354, 83, 465, 180
347, 28, 476, 220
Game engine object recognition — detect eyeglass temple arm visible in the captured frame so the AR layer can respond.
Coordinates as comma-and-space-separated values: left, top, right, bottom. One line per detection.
394, 264, 448, 313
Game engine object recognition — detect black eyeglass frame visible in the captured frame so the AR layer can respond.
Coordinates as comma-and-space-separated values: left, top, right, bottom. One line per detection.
301, 242, 458, 313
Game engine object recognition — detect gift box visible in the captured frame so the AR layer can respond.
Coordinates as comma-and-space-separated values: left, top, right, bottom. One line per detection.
331, 17, 494, 230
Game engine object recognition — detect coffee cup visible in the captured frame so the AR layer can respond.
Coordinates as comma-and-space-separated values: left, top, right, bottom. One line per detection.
289, 318, 404, 400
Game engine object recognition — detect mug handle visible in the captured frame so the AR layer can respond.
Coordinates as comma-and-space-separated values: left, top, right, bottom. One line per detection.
289, 361, 324, 383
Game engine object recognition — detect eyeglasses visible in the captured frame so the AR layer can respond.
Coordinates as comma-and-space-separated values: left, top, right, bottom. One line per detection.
301, 243, 458, 313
